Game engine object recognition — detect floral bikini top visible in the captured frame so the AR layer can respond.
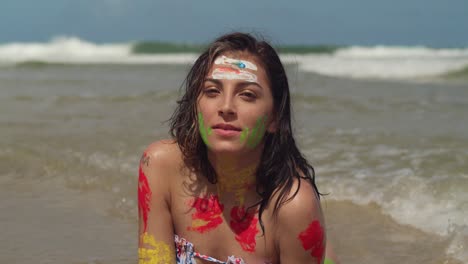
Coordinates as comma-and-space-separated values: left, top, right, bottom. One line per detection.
175, 235, 245, 264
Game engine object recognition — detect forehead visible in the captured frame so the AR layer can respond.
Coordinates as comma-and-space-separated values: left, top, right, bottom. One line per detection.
208, 52, 270, 85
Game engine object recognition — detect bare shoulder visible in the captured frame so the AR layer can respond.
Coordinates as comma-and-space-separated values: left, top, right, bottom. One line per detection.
275, 177, 322, 224
139, 139, 183, 190
141, 139, 182, 168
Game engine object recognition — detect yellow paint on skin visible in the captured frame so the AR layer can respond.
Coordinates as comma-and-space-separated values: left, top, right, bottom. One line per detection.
190, 219, 209, 229
138, 232, 174, 264
216, 157, 257, 206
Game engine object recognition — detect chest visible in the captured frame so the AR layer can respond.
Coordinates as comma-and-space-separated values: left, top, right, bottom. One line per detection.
171, 193, 278, 264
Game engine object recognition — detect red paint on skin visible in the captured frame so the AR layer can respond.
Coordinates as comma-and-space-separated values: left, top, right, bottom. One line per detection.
230, 206, 259, 252
216, 66, 241, 74
298, 220, 325, 264
187, 195, 224, 233
138, 159, 152, 232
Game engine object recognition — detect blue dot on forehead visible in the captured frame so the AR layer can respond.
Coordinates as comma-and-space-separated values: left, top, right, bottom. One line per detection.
236, 62, 246, 68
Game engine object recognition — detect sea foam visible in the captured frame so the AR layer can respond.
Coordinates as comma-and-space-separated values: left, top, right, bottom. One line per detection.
0, 36, 197, 65
1, 37, 468, 80
284, 46, 468, 79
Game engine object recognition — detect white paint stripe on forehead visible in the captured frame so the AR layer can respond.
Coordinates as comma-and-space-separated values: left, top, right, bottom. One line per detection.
211, 68, 258, 82
214, 55, 258, 71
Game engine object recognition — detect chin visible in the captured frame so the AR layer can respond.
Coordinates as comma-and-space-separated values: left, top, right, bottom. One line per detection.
207, 140, 245, 154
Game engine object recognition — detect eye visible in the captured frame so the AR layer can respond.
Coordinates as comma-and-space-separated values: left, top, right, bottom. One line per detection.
203, 87, 219, 97
240, 91, 257, 100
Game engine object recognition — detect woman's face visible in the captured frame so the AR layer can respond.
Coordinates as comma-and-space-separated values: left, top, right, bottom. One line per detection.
197, 52, 276, 154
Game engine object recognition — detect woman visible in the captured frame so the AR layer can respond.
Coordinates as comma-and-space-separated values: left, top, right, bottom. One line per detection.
138, 32, 338, 264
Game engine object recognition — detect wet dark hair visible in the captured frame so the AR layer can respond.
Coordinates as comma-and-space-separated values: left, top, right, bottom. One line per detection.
169, 32, 319, 232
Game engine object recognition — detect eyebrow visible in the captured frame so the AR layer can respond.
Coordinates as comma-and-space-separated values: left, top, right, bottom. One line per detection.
204, 78, 264, 90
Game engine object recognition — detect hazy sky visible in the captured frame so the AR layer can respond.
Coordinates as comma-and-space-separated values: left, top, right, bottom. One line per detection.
1, 0, 467, 47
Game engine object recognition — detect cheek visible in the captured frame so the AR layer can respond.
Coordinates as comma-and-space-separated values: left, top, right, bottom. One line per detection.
239, 103, 271, 123
197, 97, 216, 117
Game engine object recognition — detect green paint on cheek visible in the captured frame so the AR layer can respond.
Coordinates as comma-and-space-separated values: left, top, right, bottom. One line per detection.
244, 116, 267, 148
198, 113, 212, 146
240, 127, 249, 142
324, 258, 336, 264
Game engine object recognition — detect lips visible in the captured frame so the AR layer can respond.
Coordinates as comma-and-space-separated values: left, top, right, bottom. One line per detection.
212, 123, 242, 131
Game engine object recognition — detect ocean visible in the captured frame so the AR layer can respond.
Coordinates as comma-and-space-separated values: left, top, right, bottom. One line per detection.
1, 37, 467, 264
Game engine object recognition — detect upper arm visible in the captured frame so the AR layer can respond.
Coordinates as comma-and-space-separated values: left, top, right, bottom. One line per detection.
138, 140, 176, 263
276, 178, 326, 264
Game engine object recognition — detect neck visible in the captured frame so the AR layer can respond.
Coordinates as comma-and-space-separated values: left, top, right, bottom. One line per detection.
207, 147, 263, 206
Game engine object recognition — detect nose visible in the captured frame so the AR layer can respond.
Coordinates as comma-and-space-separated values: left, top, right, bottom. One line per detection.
218, 92, 236, 117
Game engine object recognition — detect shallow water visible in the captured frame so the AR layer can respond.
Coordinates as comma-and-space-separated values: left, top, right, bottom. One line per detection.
1, 64, 467, 263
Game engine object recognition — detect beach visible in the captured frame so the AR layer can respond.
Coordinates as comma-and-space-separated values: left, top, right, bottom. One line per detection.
1, 42, 468, 263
